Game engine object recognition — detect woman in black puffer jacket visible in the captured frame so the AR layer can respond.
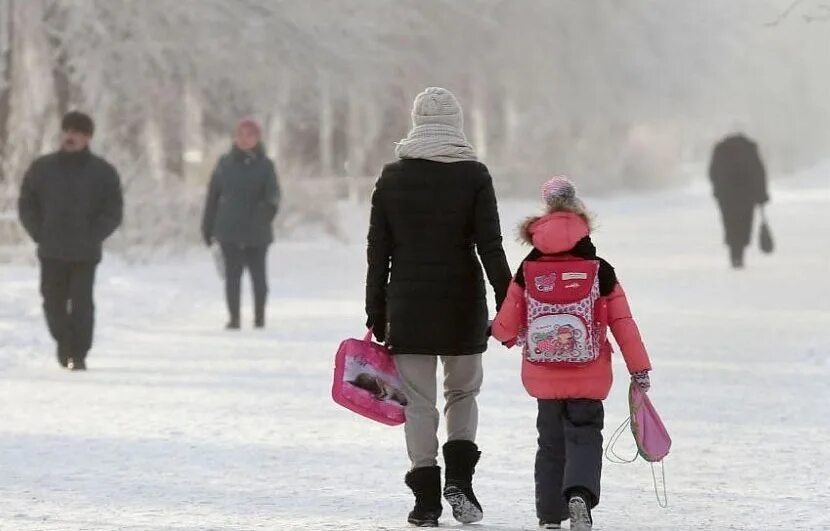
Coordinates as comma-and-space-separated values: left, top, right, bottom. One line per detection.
365, 87, 511, 527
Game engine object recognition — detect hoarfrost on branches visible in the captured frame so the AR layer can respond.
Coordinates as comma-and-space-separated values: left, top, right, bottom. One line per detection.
0, 0, 828, 258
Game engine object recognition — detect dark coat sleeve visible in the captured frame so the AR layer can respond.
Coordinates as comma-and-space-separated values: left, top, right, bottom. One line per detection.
18, 161, 42, 243
473, 165, 511, 310
708, 143, 725, 196
365, 176, 392, 330
748, 143, 769, 205
264, 159, 281, 219
92, 163, 124, 242
201, 159, 223, 241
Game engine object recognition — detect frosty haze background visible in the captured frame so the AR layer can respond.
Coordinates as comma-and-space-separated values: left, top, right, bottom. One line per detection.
1, 2, 830, 530
0, 0, 829, 257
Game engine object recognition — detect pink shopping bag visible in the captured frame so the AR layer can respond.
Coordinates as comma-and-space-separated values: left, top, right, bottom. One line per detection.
332, 330, 406, 426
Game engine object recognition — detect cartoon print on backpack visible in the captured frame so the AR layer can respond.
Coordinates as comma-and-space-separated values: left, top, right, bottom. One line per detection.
529, 314, 592, 363
534, 323, 582, 357
535, 273, 556, 293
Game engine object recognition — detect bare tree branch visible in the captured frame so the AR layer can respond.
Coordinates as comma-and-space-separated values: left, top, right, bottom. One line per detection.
804, 3, 830, 21
767, 0, 805, 26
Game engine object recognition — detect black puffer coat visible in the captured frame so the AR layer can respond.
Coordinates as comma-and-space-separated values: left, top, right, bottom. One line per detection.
365, 159, 511, 355
18, 149, 123, 262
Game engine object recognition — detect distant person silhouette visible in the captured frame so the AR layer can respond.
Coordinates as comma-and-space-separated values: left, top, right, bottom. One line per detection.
18, 112, 123, 370
201, 118, 281, 330
708, 133, 769, 268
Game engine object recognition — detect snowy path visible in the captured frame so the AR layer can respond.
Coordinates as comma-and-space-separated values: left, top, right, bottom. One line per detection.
1, 178, 829, 530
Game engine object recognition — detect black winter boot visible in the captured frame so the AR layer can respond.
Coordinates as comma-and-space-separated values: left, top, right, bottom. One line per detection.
729, 246, 745, 269
443, 440, 483, 524
56, 343, 70, 368
567, 488, 593, 531
404, 466, 442, 527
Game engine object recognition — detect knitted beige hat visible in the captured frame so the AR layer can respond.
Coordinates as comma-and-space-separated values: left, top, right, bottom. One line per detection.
411, 87, 464, 129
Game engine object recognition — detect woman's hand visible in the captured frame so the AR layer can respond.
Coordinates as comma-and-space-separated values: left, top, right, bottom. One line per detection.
366, 316, 386, 343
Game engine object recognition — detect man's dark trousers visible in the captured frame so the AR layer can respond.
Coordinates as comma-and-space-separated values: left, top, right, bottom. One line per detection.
40, 258, 98, 362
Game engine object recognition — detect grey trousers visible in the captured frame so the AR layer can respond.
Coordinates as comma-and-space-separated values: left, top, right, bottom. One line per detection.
394, 354, 483, 469
536, 399, 604, 522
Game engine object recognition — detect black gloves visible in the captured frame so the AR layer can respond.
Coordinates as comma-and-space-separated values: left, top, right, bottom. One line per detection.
366, 315, 386, 343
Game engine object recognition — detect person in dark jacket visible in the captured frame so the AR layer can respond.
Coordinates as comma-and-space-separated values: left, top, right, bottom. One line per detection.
18, 111, 123, 370
202, 118, 281, 329
366, 87, 511, 527
708, 133, 769, 268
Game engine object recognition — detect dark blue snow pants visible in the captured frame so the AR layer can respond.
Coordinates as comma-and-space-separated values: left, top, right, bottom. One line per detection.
535, 399, 604, 523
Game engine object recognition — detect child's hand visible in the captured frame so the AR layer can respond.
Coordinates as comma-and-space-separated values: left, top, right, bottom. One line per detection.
631, 370, 651, 392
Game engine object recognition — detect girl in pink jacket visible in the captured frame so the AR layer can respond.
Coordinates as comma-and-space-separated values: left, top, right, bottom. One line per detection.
491, 176, 652, 531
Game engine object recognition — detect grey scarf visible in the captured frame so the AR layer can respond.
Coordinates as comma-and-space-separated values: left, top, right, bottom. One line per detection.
394, 124, 477, 163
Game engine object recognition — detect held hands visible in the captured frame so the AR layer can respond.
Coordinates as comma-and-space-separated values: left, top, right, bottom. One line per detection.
486, 320, 516, 348
631, 370, 651, 392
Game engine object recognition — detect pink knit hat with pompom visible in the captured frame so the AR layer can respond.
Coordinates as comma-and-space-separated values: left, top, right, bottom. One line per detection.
541, 175, 577, 206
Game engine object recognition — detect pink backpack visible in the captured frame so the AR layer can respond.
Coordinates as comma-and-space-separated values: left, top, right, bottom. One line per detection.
332, 330, 406, 426
523, 259, 607, 364
607, 382, 672, 507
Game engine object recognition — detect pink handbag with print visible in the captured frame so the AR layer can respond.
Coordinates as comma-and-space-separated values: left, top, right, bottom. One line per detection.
332, 330, 406, 426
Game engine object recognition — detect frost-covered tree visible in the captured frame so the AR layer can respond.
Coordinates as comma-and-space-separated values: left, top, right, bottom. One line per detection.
0, 0, 827, 255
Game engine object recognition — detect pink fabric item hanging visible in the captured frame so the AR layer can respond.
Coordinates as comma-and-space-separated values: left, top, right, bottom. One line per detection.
606, 382, 672, 507
332, 330, 406, 426
629, 382, 672, 462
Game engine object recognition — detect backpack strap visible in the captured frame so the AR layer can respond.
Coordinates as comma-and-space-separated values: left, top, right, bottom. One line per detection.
514, 248, 543, 289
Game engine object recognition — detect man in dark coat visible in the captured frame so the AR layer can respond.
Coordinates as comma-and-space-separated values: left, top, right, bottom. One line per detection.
709, 133, 769, 269
202, 118, 281, 329
18, 112, 123, 370
366, 87, 511, 527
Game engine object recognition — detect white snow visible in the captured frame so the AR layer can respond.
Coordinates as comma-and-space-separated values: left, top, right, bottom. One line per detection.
1, 174, 829, 530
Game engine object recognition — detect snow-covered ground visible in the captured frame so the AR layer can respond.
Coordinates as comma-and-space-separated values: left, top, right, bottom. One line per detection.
1, 172, 829, 531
